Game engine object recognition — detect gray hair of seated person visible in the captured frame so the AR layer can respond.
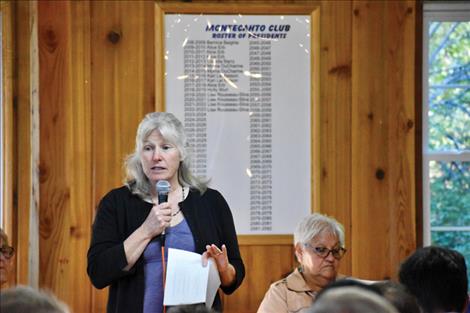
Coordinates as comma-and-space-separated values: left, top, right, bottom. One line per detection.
167, 304, 217, 313
309, 286, 399, 313
0, 227, 10, 245
294, 213, 345, 247
0, 285, 70, 313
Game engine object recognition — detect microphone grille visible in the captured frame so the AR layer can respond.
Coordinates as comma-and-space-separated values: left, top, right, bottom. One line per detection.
156, 180, 171, 194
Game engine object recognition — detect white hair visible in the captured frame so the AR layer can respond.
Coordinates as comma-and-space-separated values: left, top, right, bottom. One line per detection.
294, 213, 345, 247
0, 285, 70, 313
309, 286, 399, 313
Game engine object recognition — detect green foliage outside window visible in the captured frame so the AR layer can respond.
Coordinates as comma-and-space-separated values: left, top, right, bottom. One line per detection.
428, 21, 470, 151
427, 21, 470, 288
430, 161, 470, 227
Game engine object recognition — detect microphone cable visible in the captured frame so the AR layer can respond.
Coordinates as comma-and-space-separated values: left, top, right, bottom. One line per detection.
161, 244, 167, 313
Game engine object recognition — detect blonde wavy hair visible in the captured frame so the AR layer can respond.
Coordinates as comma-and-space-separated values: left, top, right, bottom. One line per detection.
125, 112, 207, 199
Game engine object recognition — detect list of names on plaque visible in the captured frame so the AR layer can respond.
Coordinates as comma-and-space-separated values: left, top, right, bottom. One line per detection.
183, 38, 273, 231
166, 15, 311, 234
248, 40, 272, 231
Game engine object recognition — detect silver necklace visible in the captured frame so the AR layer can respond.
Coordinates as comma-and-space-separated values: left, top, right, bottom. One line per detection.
171, 187, 184, 217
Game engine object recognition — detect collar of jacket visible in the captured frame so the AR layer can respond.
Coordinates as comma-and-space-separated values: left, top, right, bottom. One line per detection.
285, 268, 312, 292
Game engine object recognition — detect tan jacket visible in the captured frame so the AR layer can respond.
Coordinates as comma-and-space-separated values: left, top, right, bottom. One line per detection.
257, 268, 316, 313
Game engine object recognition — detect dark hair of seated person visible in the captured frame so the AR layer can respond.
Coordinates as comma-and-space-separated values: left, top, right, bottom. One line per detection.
399, 246, 468, 313
373, 281, 422, 313
315, 278, 382, 301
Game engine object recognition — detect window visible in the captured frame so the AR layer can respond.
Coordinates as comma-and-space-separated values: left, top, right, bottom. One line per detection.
423, 2, 470, 285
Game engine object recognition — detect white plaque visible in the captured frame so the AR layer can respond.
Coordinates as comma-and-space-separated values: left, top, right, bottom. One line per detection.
165, 14, 311, 234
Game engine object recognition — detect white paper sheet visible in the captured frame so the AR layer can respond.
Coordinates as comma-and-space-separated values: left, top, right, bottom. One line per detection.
163, 248, 221, 308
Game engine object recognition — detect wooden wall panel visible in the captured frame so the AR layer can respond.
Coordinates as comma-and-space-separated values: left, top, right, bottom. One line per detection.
16, 0, 40, 287
383, 0, 416, 276
352, 0, 389, 280
90, 1, 155, 311
38, 1, 92, 311
351, 0, 416, 280
68, 2, 93, 312
38, 1, 72, 296
1, 0, 15, 288
222, 244, 295, 313
319, 0, 353, 276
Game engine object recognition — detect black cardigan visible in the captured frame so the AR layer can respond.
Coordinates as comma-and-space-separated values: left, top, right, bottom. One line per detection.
87, 186, 245, 313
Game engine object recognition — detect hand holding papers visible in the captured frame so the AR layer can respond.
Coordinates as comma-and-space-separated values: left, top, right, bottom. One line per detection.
163, 248, 221, 308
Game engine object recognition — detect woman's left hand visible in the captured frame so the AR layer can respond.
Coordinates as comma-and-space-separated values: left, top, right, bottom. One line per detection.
202, 244, 235, 287
202, 244, 228, 271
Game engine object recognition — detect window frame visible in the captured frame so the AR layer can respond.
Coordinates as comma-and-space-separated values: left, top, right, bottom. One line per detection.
422, 2, 470, 245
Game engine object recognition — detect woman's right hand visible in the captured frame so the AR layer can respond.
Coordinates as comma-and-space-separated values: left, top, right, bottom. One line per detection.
123, 202, 172, 271
141, 202, 172, 238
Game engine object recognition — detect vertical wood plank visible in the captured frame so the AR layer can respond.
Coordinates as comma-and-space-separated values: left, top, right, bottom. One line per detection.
38, 0, 73, 299
384, 0, 416, 278
414, 1, 423, 248
68, 1, 93, 311
352, 0, 390, 280
1, 0, 15, 288
15, 0, 31, 287
90, 1, 155, 311
155, 3, 164, 111
319, 0, 353, 275
38, 1, 92, 311
311, 6, 321, 215
16, 0, 40, 287
351, 0, 416, 279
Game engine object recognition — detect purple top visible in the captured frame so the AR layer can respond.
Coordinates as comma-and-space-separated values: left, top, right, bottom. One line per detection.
143, 218, 196, 313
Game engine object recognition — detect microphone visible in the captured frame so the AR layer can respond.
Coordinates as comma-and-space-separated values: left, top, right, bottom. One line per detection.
156, 180, 171, 246
156, 180, 171, 204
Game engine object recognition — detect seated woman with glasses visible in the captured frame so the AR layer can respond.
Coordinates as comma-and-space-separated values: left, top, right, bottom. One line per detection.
257, 213, 347, 313
0, 228, 15, 288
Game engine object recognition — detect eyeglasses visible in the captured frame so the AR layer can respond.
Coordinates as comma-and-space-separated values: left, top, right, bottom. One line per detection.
0, 245, 15, 259
304, 244, 346, 260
